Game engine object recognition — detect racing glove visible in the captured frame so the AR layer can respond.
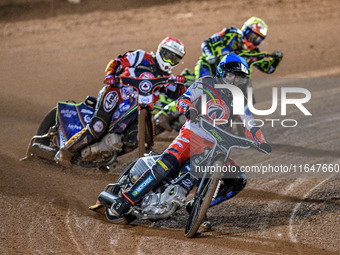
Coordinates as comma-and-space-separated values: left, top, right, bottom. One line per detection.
185, 105, 198, 121
104, 74, 115, 85
174, 75, 186, 83
206, 55, 218, 65
272, 51, 283, 60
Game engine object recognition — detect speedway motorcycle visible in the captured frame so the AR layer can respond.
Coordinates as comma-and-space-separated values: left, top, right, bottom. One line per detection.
90, 116, 269, 237
21, 76, 184, 169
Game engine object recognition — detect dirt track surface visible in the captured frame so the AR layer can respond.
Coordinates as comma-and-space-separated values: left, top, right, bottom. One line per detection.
1, 0, 340, 254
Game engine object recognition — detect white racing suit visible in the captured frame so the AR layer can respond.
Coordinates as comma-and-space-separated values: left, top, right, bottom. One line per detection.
63, 49, 183, 156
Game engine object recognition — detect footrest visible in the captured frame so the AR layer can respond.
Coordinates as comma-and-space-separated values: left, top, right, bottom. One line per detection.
89, 203, 104, 211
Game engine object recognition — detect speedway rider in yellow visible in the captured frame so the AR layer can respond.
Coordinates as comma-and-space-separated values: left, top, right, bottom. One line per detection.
195, 17, 283, 79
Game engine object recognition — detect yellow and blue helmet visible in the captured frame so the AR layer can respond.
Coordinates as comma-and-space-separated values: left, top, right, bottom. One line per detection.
241, 17, 268, 50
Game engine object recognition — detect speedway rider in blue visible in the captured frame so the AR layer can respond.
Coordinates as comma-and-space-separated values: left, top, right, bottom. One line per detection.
109, 54, 272, 218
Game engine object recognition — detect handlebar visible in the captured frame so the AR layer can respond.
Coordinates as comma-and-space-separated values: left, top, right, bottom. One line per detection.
103, 76, 186, 89
217, 51, 273, 59
120, 76, 185, 85
195, 115, 271, 155
116, 76, 187, 109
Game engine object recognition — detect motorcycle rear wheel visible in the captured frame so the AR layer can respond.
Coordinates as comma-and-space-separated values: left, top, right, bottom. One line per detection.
36, 107, 57, 146
184, 160, 222, 238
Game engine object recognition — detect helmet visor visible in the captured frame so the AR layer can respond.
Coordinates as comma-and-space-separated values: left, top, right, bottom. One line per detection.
160, 48, 182, 66
219, 61, 249, 78
223, 72, 248, 86
246, 31, 264, 46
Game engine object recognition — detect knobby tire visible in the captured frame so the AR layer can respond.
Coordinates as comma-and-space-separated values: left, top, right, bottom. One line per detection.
184, 160, 222, 238
138, 108, 148, 157
36, 107, 57, 145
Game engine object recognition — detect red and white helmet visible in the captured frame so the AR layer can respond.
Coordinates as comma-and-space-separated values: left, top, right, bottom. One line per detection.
156, 37, 186, 73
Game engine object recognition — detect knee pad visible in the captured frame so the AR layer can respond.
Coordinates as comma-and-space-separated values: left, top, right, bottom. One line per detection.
222, 166, 247, 194
151, 153, 180, 181
210, 168, 247, 207
221, 172, 247, 196
230, 172, 247, 193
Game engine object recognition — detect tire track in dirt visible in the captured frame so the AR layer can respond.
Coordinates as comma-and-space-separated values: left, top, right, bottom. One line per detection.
289, 175, 340, 254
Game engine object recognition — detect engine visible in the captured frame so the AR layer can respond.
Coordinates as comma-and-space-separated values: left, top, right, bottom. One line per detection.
80, 133, 123, 161
140, 184, 187, 216
127, 155, 188, 217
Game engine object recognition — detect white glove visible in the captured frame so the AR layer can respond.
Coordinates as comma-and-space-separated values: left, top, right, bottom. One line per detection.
206, 55, 217, 65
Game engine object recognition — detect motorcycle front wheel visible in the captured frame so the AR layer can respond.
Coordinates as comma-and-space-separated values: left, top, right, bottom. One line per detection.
184, 160, 222, 238
138, 108, 153, 157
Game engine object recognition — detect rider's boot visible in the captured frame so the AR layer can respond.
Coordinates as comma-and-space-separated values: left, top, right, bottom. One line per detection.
185, 200, 212, 231
55, 147, 74, 168
201, 215, 212, 230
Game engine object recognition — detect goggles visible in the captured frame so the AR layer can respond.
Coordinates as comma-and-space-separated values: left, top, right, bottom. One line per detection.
246, 30, 264, 46
223, 72, 248, 86
160, 48, 182, 66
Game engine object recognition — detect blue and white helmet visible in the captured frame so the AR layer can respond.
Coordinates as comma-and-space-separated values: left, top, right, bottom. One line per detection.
216, 53, 249, 78
216, 53, 249, 86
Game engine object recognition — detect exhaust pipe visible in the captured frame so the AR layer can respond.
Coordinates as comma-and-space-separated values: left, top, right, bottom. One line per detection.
98, 191, 118, 208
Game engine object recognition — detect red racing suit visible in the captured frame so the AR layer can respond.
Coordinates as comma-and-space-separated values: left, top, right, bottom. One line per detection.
166, 76, 266, 164
122, 76, 268, 207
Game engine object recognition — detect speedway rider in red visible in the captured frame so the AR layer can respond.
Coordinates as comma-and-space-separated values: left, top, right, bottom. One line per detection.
58, 37, 186, 163
110, 53, 272, 218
